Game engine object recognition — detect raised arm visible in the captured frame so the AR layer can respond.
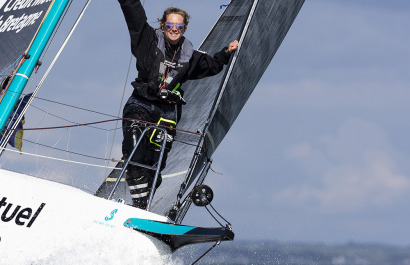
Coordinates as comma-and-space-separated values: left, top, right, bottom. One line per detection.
118, 0, 156, 61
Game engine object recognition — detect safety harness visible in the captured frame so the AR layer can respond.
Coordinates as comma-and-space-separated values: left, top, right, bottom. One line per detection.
154, 28, 193, 103
149, 117, 176, 149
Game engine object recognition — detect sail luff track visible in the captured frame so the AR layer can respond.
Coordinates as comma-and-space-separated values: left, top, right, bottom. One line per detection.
205, 0, 258, 152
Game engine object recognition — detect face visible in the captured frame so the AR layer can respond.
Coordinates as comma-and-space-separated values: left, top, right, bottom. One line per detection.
163, 13, 186, 45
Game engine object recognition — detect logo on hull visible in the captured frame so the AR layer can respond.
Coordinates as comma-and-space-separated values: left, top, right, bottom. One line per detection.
0, 197, 45, 227
104, 209, 118, 221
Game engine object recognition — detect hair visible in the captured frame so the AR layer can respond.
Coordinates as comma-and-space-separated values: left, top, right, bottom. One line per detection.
158, 7, 190, 26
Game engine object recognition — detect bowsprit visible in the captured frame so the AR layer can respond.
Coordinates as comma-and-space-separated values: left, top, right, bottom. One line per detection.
0, 197, 45, 227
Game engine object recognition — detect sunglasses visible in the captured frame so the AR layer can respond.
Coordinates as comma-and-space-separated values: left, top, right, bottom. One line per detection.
164, 22, 185, 31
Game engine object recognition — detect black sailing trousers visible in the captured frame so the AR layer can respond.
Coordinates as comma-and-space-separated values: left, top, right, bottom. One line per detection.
122, 96, 177, 209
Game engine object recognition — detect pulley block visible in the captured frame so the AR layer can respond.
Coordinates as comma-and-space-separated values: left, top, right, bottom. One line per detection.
191, 185, 214, 207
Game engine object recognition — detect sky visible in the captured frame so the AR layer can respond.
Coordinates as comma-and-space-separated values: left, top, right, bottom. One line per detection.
3, 0, 410, 248
208, 0, 410, 245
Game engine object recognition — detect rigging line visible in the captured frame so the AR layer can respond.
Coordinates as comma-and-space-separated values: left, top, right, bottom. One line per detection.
5, 89, 119, 119
2, 147, 122, 170
210, 165, 223, 175
0, 118, 123, 131
0, 55, 29, 103
208, 0, 258, 124
0, 0, 93, 153
52, 132, 64, 148
176, 131, 210, 201
1, 0, 55, 105
104, 129, 110, 164
33, 95, 119, 118
23, 0, 93, 131
0, 55, 23, 76
66, 121, 72, 166
0, 0, 56, 102
208, 203, 231, 226
197, 1, 228, 49
0, 117, 202, 136
24, 0, 55, 57
105, 55, 134, 177
120, 118, 203, 135
172, 0, 259, 216
22, 137, 113, 161
175, 0, 259, 201
205, 205, 224, 227
0, 0, 55, 103
29, 104, 115, 131
0, 64, 33, 152
191, 241, 221, 265
1, 90, 116, 133
0, 66, 43, 154
40, 0, 74, 62
0, 0, 55, 104
102, 0, 165, 178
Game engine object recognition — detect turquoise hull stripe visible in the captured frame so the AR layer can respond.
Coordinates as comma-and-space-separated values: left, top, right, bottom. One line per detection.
124, 218, 195, 235
0, 0, 70, 130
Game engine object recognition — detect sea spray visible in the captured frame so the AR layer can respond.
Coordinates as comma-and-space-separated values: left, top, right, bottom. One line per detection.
1, 225, 184, 265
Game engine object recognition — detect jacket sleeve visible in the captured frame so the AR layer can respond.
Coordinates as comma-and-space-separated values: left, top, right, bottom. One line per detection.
185, 48, 231, 80
118, 0, 156, 64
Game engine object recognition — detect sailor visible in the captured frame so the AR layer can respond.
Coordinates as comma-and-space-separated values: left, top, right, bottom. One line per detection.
118, 0, 238, 209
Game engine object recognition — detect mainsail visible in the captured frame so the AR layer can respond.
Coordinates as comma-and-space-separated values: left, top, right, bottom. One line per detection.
0, 0, 53, 78
0, 0, 57, 149
95, 0, 305, 221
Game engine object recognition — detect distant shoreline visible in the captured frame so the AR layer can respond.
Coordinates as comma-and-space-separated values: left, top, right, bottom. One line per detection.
173, 240, 410, 265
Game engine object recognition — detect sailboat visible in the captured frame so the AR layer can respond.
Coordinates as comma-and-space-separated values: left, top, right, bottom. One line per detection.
0, 0, 304, 263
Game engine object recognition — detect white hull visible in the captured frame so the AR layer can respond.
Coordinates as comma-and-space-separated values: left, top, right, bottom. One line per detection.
0, 169, 171, 264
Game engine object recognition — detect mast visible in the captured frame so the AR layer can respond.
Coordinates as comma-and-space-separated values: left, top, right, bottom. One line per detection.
0, 0, 70, 131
